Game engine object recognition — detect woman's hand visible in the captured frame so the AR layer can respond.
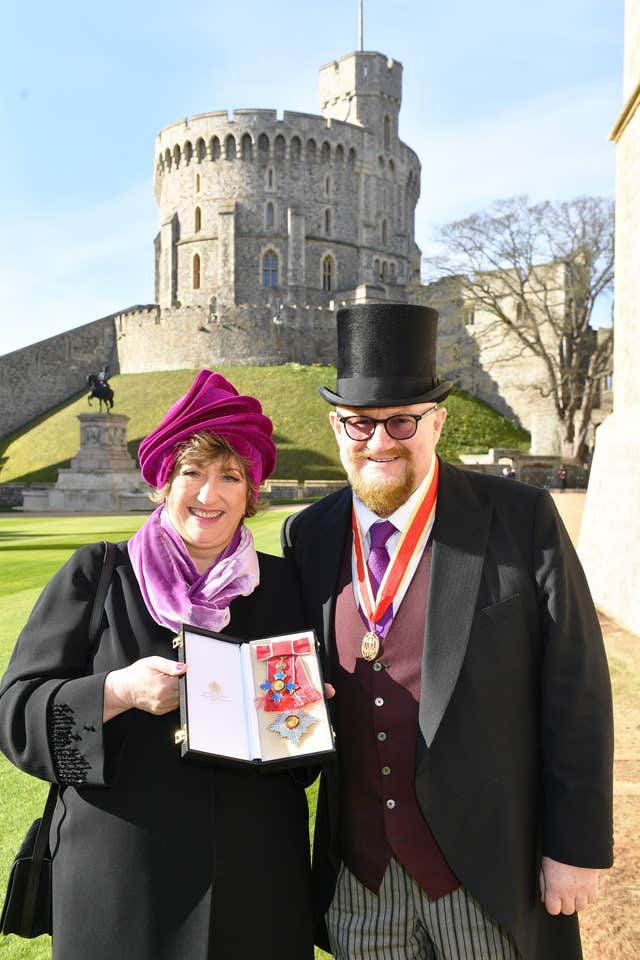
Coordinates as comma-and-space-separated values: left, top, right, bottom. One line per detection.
103, 657, 187, 722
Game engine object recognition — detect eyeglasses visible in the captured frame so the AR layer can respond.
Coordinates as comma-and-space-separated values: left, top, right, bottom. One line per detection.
337, 406, 439, 441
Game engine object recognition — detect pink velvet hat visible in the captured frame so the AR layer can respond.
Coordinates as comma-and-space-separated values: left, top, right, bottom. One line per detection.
138, 370, 276, 489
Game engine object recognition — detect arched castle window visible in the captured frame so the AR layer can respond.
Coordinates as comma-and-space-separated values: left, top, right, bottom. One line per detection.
258, 134, 270, 162
321, 141, 331, 164
347, 147, 356, 168
195, 173, 201, 193
266, 167, 274, 189
374, 258, 380, 279
322, 255, 334, 292
274, 135, 285, 162
516, 301, 524, 323
384, 115, 391, 151
378, 156, 385, 174
325, 175, 331, 198
210, 136, 221, 160
335, 144, 344, 164
195, 207, 202, 233
173, 144, 181, 168
382, 219, 388, 245
266, 202, 274, 230
164, 148, 172, 169
389, 158, 395, 179
241, 133, 253, 161
193, 254, 201, 290
225, 134, 236, 160
306, 138, 317, 162
382, 261, 387, 280
262, 250, 278, 288
184, 141, 193, 165
290, 136, 301, 162
390, 262, 396, 282
196, 138, 206, 162
324, 209, 332, 237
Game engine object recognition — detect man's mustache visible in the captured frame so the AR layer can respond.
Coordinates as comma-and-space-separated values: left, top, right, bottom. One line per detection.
351, 447, 411, 464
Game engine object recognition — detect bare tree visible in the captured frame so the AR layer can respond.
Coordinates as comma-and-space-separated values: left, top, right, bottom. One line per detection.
426, 196, 614, 462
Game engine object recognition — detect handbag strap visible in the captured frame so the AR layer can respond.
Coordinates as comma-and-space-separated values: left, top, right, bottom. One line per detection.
20, 540, 117, 931
88, 541, 117, 657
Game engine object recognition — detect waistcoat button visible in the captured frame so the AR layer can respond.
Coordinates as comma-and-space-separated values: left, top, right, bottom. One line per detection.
382, 766, 391, 775
374, 697, 384, 707
377, 732, 387, 741
386, 799, 396, 809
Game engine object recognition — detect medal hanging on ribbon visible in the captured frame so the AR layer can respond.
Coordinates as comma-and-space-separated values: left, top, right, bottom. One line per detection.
353, 456, 440, 661
256, 636, 322, 712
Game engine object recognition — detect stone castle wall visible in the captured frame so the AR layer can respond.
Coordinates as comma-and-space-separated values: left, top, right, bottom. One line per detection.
0, 316, 118, 438
115, 302, 338, 371
419, 266, 574, 454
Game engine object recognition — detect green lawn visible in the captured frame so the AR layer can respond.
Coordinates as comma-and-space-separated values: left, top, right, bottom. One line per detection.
0, 365, 530, 486
0, 512, 330, 959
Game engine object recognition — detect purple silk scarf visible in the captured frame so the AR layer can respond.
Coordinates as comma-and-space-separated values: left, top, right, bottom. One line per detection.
127, 505, 260, 633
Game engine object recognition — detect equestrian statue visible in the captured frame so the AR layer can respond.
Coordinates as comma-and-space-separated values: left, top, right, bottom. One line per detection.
87, 364, 114, 412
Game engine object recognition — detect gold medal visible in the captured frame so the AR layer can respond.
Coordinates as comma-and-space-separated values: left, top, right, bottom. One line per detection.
361, 631, 380, 661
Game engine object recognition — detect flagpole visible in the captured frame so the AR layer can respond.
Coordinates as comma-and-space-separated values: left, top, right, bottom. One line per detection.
358, 0, 363, 50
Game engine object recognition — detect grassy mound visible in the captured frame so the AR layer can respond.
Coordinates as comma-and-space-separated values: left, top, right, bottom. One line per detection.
0, 365, 529, 485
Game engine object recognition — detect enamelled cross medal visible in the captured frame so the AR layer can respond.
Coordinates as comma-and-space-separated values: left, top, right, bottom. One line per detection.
256, 636, 322, 745
353, 456, 440, 661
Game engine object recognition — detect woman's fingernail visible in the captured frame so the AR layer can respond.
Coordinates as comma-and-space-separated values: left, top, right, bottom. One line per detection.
175, 662, 185, 672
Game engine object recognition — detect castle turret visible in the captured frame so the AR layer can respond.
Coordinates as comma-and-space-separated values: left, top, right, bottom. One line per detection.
319, 51, 402, 147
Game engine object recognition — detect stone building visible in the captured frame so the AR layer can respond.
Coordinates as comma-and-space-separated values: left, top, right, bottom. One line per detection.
417, 263, 605, 457
155, 52, 417, 314
0, 44, 608, 456
579, 0, 640, 635
119, 49, 421, 373
0, 48, 424, 438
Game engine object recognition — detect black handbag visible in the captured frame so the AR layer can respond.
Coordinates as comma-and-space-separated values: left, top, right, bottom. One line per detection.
0, 541, 116, 938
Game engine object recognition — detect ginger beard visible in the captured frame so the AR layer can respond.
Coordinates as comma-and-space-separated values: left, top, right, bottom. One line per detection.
344, 446, 417, 517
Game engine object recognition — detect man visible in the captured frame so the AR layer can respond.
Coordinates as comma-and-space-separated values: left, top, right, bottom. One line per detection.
281, 304, 613, 960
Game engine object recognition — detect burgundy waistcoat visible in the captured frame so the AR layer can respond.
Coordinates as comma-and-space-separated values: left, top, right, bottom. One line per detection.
333, 540, 459, 898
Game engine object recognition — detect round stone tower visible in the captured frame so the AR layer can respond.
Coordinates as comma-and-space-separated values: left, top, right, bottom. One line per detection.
151, 51, 419, 339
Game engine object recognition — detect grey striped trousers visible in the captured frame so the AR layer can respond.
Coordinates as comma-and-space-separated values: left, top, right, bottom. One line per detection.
326, 858, 521, 960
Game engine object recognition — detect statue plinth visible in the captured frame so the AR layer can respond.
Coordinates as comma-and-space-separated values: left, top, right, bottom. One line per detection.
23, 413, 153, 513
70, 414, 137, 473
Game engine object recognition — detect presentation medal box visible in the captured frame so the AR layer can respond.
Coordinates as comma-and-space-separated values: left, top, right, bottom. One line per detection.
173, 625, 335, 769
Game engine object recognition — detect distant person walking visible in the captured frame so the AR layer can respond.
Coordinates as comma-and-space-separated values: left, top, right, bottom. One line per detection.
557, 464, 568, 492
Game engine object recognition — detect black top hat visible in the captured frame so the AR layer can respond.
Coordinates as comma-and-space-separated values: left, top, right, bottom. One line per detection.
319, 303, 452, 407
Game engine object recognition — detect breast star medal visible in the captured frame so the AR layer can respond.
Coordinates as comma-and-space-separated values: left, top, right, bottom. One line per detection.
268, 710, 319, 745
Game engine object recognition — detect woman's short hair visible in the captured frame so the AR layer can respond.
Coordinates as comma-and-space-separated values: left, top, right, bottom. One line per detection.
151, 431, 258, 516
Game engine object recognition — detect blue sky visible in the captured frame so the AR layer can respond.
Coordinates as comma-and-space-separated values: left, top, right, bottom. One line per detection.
0, 0, 623, 355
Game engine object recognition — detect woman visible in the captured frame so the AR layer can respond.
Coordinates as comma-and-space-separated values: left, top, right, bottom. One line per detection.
0, 371, 314, 960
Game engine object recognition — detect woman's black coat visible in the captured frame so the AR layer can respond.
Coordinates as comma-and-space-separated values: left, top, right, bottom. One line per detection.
0, 542, 314, 960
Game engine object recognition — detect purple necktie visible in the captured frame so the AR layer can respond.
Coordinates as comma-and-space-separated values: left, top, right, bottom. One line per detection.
367, 520, 396, 635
